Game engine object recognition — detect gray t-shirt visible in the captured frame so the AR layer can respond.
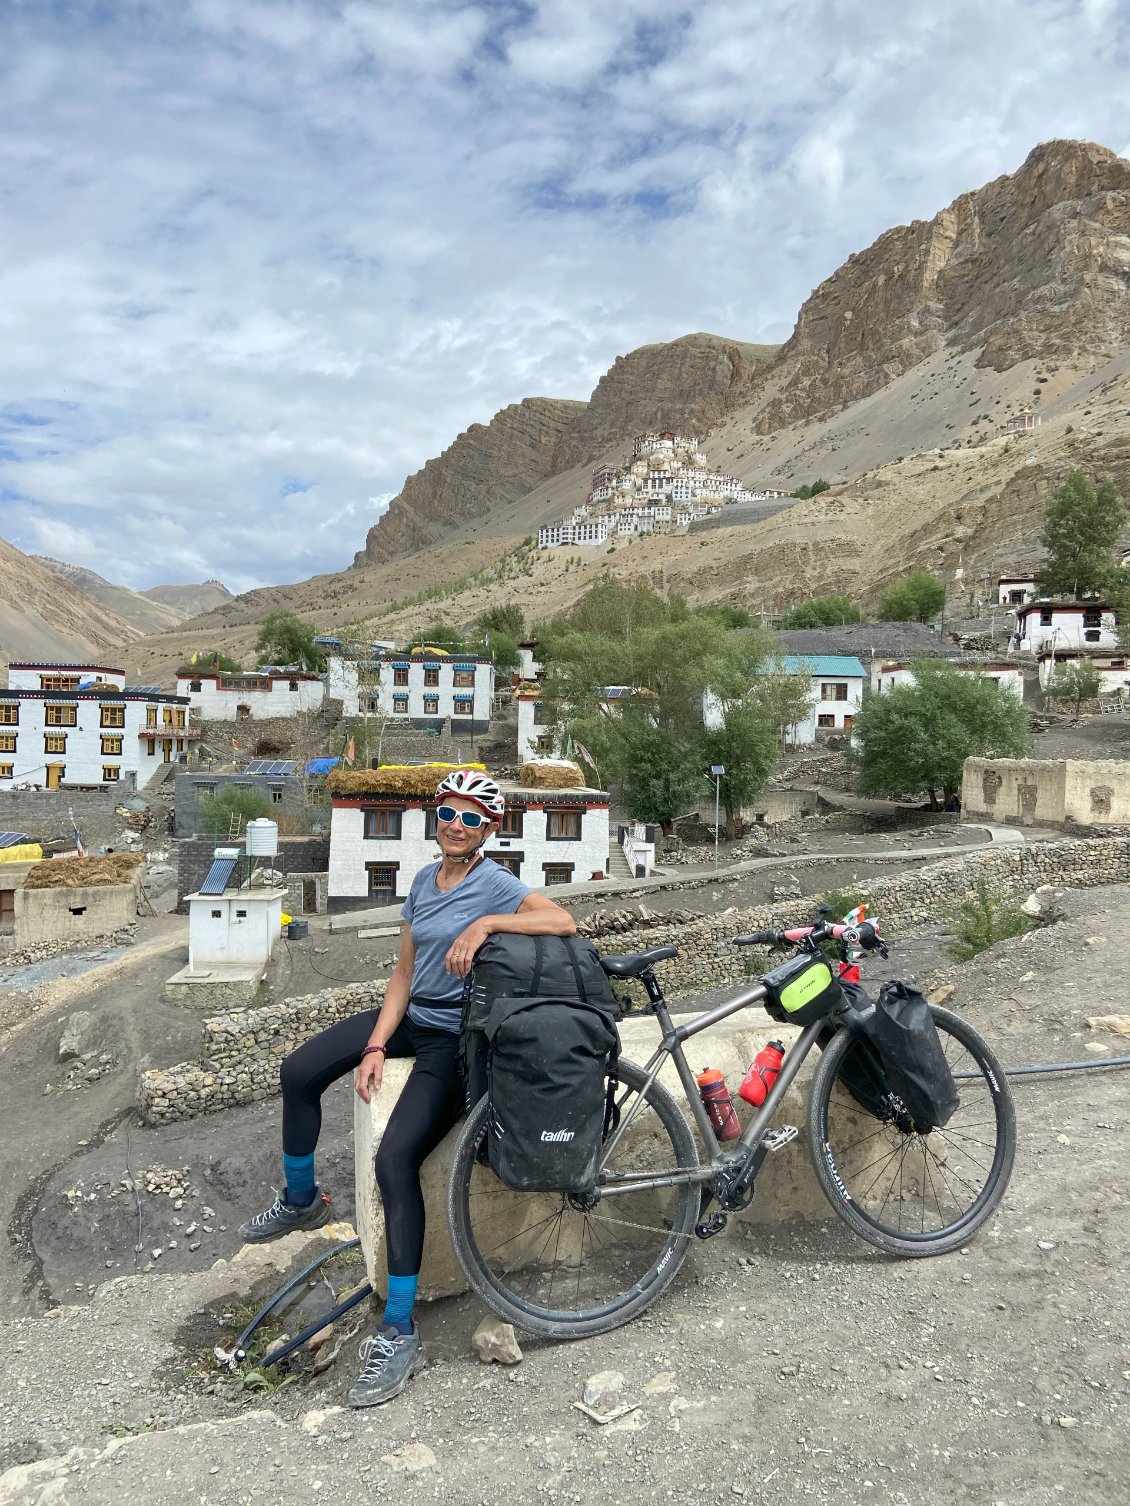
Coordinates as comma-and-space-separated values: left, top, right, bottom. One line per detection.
401, 858, 532, 1031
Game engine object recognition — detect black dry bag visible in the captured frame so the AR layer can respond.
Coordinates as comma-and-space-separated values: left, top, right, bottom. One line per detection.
867, 981, 960, 1132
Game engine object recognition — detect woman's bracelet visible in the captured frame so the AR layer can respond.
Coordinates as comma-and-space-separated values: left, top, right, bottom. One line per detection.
361, 1044, 387, 1058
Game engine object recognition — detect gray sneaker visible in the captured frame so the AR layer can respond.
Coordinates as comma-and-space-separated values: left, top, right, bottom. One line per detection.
346, 1325, 427, 1408
238, 1189, 333, 1243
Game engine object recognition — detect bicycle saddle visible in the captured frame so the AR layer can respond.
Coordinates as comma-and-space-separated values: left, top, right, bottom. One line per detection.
600, 945, 677, 977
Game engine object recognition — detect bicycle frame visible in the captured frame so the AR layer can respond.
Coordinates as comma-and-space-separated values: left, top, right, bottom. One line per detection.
597, 975, 834, 1200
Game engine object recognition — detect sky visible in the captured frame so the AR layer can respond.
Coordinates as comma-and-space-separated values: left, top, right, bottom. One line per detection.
0, 0, 1128, 595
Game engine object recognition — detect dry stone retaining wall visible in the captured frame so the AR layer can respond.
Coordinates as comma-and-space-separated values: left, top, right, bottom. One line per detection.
140, 837, 1130, 1124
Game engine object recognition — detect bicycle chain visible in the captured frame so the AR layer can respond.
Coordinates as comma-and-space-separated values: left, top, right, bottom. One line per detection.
581, 1206, 698, 1239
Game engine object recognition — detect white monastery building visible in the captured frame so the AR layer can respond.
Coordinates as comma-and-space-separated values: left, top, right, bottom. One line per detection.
176, 670, 325, 721
327, 781, 611, 910
1, 663, 194, 789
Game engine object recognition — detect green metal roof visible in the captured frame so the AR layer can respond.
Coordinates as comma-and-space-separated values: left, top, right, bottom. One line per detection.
782, 655, 867, 678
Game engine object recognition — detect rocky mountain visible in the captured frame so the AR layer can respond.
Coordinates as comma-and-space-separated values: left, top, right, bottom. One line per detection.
0, 538, 142, 667
354, 334, 778, 565
32, 557, 185, 636
142, 579, 234, 618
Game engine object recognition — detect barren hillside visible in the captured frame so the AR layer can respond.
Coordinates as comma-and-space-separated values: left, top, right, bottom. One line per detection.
32, 558, 185, 637
0, 538, 143, 670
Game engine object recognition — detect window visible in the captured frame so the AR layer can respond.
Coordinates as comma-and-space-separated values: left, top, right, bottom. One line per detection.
542, 862, 574, 886
363, 807, 403, 839
393, 695, 409, 714
1039, 608, 1053, 626
532, 703, 548, 725
499, 808, 524, 837
393, 667, 409, 686
820, 683, 848, 702
102, 765, 120, 782
492, 853, 523, 877
1085, 629, 1101, 643
0, 734, 14, 753
236, 704, 251, 719
146, 706, 157, 727
44, 733, 67, 754
0, 705, 18, 725
453, 669, 474, 688
175, 709, 185, 728
423, 667, 440, 687
366, 863, 399, 901
453, 698, 473, 716
100, 736, 123, 755
546, 808, 582, 840
189, 679, 202, 692
424, 807, 439, 840
196, 783, 216, 801
100, 703, 126, 727
163, 708, 175, 725
423, 696, 439, 715
40, 674, 79, 691
288, 679, 298, 691
817, 713, 835, 729
176, 738, 185, 753
0, 765, 12, 779
45, 704, 77, 726
271, 788, 284, 804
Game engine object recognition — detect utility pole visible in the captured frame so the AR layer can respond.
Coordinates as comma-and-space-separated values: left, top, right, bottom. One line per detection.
710, 764, 724, 867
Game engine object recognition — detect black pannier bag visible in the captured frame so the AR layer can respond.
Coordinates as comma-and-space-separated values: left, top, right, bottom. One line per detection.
461, 933, 620, 1113
817, 979, 960, 1132
484, 994, 620, 1193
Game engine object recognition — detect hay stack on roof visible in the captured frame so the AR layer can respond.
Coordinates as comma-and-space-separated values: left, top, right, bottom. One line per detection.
326, 762, 487, 799
23, 853, 146, 890
520, 759, 584, 790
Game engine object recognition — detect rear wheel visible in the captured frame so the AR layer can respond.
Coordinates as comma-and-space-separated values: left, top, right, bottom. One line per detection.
446, 1058, 700, 1338
807, 1005, 1016, 1256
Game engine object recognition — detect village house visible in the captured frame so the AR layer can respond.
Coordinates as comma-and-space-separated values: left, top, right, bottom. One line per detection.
176, 669, 326, 721
872, 659, 1025, 698
701, 656, 861, 746
1, 663, 194, 789
327, 779, 611, 909
996, 576, 1037, 607
1014, 600, 1118, 653
1035, 646, 1130, 694
1003, 411, 1041, 433
516, 688, 552, 763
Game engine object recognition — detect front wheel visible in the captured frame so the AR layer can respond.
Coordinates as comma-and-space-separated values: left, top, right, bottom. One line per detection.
807, 1005, 1016, 1256
446, 1058, 700, 1338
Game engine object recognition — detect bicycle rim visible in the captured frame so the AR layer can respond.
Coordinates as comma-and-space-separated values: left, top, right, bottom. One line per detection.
808, 1005, 1016, 1256
446, 1059, 700, 1338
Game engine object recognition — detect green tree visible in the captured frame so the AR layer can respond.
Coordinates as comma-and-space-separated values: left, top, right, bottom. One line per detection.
748, 664, 817, 746
254, 611, 326, 671
1037, 472, 1125, 598
477, 603, 525, 638
1044, 659, 1101, 719
878, 570, 947, 623
778, 595, 863, 629
791, 478, 832, 499
198, 784, 271, 836
410, 622, 469, 653
178, 648, 241, 674
568, 575, 682, 639
692, 603, 754, 629
584, 705, 707, 830
702, 704, 780, 837
851, 661, 1030, 809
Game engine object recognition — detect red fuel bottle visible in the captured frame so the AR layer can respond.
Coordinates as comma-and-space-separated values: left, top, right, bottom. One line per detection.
738, 1041, 785, 1107
696, 1068, 742, 1141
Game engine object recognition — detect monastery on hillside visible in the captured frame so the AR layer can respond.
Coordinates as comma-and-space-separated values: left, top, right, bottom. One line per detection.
537, 431, 788, 548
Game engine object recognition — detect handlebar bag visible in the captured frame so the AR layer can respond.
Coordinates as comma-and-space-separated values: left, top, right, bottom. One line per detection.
484, 995, 620, 1194
762, 954, 845, 1026
461, 934, 620, 1114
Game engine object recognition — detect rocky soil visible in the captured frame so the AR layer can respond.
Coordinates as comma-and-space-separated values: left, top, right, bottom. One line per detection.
0, 874, 1128, 1505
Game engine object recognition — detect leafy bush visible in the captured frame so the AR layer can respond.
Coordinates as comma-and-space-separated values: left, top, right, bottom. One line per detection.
944, 880, 1037, 962
818, 887, 869, 921
199, 785, 271, 836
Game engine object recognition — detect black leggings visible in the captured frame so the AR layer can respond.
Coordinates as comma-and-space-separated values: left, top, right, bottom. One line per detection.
279, 1008, 462, 1276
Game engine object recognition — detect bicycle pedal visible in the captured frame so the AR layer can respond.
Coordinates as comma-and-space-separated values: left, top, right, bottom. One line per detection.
695, 1211, 729, 1240
762, 1126, 799, 1152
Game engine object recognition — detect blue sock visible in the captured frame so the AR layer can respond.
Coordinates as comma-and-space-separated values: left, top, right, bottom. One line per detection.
384, 1273, 418, 1334
282, 1153, 316, 1207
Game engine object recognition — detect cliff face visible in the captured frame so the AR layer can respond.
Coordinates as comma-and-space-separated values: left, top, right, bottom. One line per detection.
754, 140, 1130, 431
355, 397, 585, 565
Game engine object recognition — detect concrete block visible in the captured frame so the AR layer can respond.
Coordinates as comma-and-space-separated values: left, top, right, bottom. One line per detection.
355, 1013, 846, 1303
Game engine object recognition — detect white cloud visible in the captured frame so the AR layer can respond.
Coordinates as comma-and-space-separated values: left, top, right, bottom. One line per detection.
0, 0, 1127, 593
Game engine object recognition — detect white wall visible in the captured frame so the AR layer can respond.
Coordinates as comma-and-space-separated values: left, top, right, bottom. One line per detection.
0, 693, 192, 789
872, 664, 1023, 698
187, 890, 284, 967
1016, 608, 1118, 653
8, 665, 127, 691
176, 674, 326, 721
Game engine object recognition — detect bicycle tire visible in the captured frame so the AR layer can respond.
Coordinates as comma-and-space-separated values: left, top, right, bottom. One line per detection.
446, 1058, 700, 1338
807, 1004, 1016, 1256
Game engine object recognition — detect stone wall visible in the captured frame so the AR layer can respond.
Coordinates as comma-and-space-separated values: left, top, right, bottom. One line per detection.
175, 835, 331, 911
139, 981, 386, 1122
173, 772, 327, 838
0, 783, 139, 843
140, 836, 1130, 1124
963, 757, 1130, 827
14, 875, 143, 948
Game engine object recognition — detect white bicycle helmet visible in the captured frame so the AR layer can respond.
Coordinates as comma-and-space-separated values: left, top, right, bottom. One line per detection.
434, 769, 505, 820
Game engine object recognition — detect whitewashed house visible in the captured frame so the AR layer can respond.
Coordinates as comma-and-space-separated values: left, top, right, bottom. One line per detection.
516, 690, 554, 763
176, 670, 325, 721
872, 660, 1025, 698
327, 780, 612, 910
1, 663, 194, 789
996, 576, 1037, 607
324, 646, 397, 716
374, 652, 494, 733
703, 657, 853, 747
1014, 600, 1118, 653
1036, 647, 1130, 694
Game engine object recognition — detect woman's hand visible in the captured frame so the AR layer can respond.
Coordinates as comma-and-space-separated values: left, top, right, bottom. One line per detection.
354, 1049, 385, 1103
445, 917, 492, 977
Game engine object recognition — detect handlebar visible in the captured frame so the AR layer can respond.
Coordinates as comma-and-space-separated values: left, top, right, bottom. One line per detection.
733, 919, 886, 953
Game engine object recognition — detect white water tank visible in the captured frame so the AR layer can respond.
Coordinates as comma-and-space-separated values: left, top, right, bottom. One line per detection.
245, 818, 279, 857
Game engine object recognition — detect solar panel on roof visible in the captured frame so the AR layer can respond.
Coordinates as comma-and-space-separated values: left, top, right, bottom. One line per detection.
199, 856, 238, 895
245, 759, 296, 776
0, 832, 27, 848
